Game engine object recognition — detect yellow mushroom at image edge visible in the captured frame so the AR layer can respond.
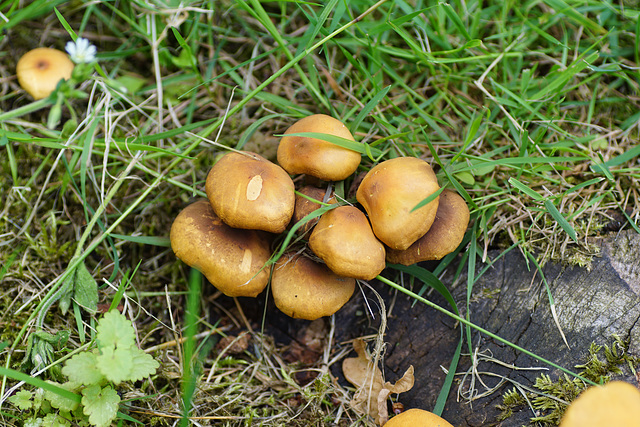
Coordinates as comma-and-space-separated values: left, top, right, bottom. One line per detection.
271, 252, 355, 320
16, 48, 75, 100
169, 200, 272, 297
205, 151, 295, 234
386, 189, 470, 265
356, 156, 440, 251
559, 381, 640, 427
277, 114, 361, 182
383, 408, 453, 427
309, 205, 386, 281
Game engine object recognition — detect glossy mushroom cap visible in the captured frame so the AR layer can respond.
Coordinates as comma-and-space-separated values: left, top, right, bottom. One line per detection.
292, 185, 336, 235
386, 189, 470, 265
271, 253, 355, 320
384, 408, 454, 427
17, 48, 74, 100
309, 205, 386, 280
277, 114, 361, 181
559, 381, 640, 427
170, 200, 272, 297
205, 151, 295, 234
356, 157, 440, 250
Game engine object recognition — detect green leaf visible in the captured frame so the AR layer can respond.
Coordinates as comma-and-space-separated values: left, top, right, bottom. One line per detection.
411, 187, 444, 213
387, 264, 459, 316
111, 75, 146, 94
544, 199, 578, 243
73, 261, 98, 313
542, 0, 606, 33
62, 351, 106, 386
128, 348, 160, 382
350, 85, 391, 132
44, 381, 80, 412
508, 177, 544, 201
280, 132, 383, 157
97, 346, 134, 384
96, 311, 136, 350
81, 384, 120, 427
41, 413, 71, 427
24, 419, 43, 427
8, 389, 33, 410
0, 366, 80, 404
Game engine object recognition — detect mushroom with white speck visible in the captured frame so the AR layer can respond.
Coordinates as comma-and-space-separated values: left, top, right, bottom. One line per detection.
170, 200, 272, 297
205, 151, 295, 234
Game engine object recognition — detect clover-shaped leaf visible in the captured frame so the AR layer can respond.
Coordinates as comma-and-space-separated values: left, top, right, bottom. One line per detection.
62, 350, 105, 386
81, 384, 120, 427
8, 389, 33, 410
96, 345, 134, 385
95, 311, 135, 350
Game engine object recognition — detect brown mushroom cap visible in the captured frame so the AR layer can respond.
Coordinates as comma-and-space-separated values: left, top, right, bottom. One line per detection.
384, 408, 454, 427
356, 157, 440, 250
205, 151, 295, 234
271, 253, 355, 320
277, 114, 361, 181
292, 185, 336, 235
386, 189, 469, 265
170, 200, 272, 297
309, 205, 386, 280
559, 381, 640, 427
17, 48, 75, 100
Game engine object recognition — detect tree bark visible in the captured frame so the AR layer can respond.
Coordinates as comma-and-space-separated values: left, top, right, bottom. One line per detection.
335, 229, 640, 426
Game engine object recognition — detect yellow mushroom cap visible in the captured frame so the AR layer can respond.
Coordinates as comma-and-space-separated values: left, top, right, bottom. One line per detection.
271, 253, 355, 320
277, 114, 361, 181
16, 48, 74, 100
356, 157, 440, 250
384, 408, 454, 427
559, 381, 640, 427
386, 189, 470, 265
205, 151, 295, 234
170, 200, 272, 297
309, 205, 386, 280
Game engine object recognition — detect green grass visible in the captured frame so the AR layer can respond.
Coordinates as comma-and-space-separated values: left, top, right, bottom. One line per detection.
1, 0, 639, 425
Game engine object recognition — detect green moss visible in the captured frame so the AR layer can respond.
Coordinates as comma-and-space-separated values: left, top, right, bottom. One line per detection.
497, 335, 640, 426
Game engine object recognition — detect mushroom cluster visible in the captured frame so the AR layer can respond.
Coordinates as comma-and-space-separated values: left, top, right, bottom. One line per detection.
170, 114, 470, 320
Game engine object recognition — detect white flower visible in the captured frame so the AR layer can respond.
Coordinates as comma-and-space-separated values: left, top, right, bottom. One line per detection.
65, 37, 97, 64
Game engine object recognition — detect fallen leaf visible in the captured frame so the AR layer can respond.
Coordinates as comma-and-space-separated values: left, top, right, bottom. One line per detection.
342, 339, 384, 422
343, 339, 416, 425
377, 365, 415, 425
